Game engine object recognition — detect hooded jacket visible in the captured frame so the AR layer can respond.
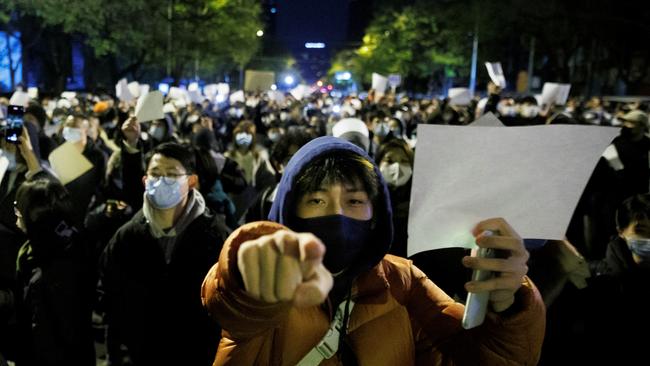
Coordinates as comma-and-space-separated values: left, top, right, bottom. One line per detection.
201, 136, 545, 365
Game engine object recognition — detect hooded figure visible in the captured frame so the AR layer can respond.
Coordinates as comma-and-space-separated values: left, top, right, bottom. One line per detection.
202, 136, 545, 365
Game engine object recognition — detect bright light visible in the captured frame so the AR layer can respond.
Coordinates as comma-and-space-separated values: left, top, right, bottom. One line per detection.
316, 80, 323, 87
335, 71, 351, 81
271, 84, 277, 90
270, 7, 277, 13
327, 85, 333, 91
332, 105, 341, 113
158, 83, 170, 94
305, 42, 325, 49
284, 75, 295, 85
256, 30, 264, 37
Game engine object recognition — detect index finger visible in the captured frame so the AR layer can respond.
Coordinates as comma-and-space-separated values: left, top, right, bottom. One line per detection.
271, 230, 325, 263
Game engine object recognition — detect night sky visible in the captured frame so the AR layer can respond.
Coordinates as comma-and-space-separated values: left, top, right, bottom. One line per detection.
270, 0, 362, 82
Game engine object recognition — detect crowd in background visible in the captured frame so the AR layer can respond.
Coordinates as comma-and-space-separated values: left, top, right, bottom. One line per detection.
0, 81, 649, 365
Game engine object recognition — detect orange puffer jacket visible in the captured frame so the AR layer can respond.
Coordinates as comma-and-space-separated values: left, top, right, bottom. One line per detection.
201, 222, 546, 366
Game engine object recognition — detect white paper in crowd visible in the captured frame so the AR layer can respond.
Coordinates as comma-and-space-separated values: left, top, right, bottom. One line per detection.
135, 91, 164, 122
116, 79, 134, 102
244, 70, 275, 92
9, 91, 30, 107
48, 142, 94, 185
0, 155, 8, 184
163, 103, 176, 114
448, 87, 472, 106
127, 81, 141, 98
57, 98, 72, 109
217, 83, 230, 96
371, 73, 388, 96
27, 87, 39, 99
534, 94, 543, 106
541, 82, 571, 106
204, 84, 219, 98
485, 62, 507, 89
267, 90, 285, 103
229, 90, 245, 104
168, 87, 189, 103
61, 91, 77, 100
188, 89, 204, 104
388, 74, 402, 88
407, 124, 619, 256
290, 84, 312, 100
139, 84, 150, 96
602, 144, 624, 171
188, 82, 199, 92
469, 112, 505, 127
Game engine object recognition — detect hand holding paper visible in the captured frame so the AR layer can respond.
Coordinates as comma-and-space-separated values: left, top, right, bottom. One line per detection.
121, 117, 140, 146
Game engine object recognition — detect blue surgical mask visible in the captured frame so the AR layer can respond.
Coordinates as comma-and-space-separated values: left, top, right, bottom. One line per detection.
145, 176, 187, 209
293, 215, 372, 274
374, 123, 390, 138
149, 126, 166, 141
62, 127, 83, 143
268, 131, 281, 143
235, 132, 253, 147
627, 238, 650, 260
1, 150, 17, 171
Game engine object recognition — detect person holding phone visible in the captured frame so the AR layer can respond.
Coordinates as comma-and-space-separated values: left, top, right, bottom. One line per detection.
201, 136, 545, 365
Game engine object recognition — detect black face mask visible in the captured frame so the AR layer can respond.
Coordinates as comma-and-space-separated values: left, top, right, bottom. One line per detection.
293, 215, 372, 274
620, 126, 636, 139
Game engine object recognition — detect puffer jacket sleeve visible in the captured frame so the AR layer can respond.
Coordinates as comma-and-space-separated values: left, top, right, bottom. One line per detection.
405, 262, 546, 366
201, 221, 293, 341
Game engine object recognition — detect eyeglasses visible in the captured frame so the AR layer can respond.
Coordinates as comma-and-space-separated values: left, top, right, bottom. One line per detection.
147, 173, 188, 185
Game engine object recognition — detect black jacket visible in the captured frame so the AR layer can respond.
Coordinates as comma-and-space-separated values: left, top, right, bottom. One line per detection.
98, 208, 229, 366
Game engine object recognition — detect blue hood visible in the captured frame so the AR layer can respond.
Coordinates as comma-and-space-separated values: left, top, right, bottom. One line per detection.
269, 136, 394, 270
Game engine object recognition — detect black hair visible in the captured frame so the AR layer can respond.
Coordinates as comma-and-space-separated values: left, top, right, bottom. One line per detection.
293, 150, 380, 209
270, 129, 314, 168
616, 194, 650, 231
148, 142, 196, 174
375, 138, 414, 166
193, 147, 219, 195
15, 179, 76, 242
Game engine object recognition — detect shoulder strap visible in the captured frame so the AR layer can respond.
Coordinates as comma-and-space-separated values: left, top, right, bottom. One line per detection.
296, 298, 356, 366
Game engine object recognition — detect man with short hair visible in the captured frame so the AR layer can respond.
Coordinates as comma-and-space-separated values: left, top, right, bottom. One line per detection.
99, 142, 229, 366
202, 136, 545, 365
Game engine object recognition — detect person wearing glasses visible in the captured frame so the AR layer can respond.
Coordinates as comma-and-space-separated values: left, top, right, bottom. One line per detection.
98, 142, 230, 366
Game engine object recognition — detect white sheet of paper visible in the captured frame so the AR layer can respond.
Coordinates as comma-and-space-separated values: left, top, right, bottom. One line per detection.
485, 62, 507, 89
407, 124, 619, 256
448, 88, 472, 106
372, 73, 388, 95
290, 85, 312, 100
128, 81, 141, 98
244, 70, 275, 92
541, 83, 571, 106
470, 112, 505, 127
116, 79, 134, 102
267, 90, 285, 103
217, 83, 230, 96
388, 74, 402, 88
204, 84, 219, 98
230, 90, 245, 104
0, 156, 8, 184
48, 142, 94, 185
9, 91, 30, 107
139, 84, 150, 96
188, 89, 204, 104
168, 87, 189, 103
61, 91, 77, 100
188, 82, 199, 91
135, 91, 164, 122
27, 87, 39, 99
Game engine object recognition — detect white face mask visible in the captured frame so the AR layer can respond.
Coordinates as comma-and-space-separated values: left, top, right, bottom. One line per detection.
380, 162, 412, 187
520, 105, 540, 118
62, 127, 83, 143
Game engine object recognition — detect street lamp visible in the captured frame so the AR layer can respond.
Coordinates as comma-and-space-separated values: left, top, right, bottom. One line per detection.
256, 29, 264, 37
284, 75, 295, 86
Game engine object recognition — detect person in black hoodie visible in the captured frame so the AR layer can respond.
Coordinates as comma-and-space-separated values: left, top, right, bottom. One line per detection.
13, 178, 95, 366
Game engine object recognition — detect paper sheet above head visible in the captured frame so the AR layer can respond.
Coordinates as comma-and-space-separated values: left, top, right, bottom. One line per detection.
61, 91, 77, 100
204, 84, 219, 98
48, 142, 94, 185
469, 112, 505, 127
448, 87, 472, 106
116, 79, 134, 102
27, 87, 39, 100
290, 85, 312, 101
139, 84, 150, 97
188, 89, 204, 104
267, 90, 285, 103
9, 91, 30, 107
407, 124, 619, 256
229, 90, 245, 104
485, 62, 507, 89
188, 82, 199, 92
168, 87, 190, 103
135, 91, 164, 123
371, 73, 388, 96
217, 83, 230, 97
541, 82, 571, 106
244, 70, 275, 92
127, 81, 141, 99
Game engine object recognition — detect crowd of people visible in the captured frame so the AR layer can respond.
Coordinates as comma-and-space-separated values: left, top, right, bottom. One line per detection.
0, 81, 648, 365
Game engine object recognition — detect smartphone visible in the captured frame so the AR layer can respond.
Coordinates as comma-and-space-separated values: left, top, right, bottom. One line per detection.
5, 105, 24, 144
462, 247, 496, 329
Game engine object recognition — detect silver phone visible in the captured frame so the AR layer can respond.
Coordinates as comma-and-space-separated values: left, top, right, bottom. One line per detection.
462, 231, 500, 329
